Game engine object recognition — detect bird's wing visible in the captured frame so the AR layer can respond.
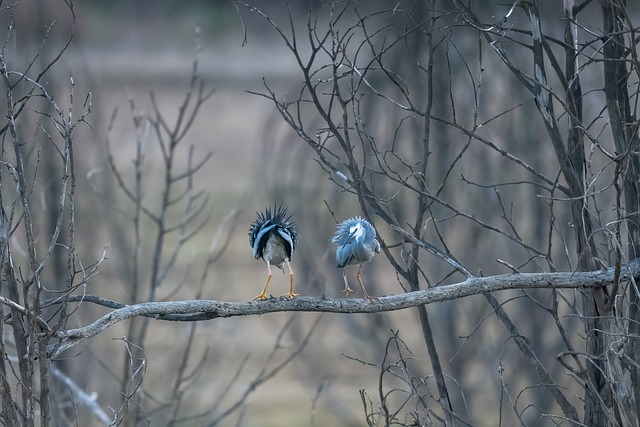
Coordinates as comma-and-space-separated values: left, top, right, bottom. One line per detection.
336, 241, 354, 268
276, 226, 296, 259
252, 223, 277, 259
337, 235, 380, 267
373, 237, 381, 253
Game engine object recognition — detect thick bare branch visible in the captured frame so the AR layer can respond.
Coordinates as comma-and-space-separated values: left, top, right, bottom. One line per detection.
49, 258, 640, 358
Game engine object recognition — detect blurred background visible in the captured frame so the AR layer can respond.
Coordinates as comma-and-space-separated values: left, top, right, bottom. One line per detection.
9, 1, 414, 426
2, 0, 636, 426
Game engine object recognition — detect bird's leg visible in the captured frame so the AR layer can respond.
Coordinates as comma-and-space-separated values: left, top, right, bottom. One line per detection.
280, 260, 299, 298
253, 262, 273, 300
356, 265, 375, 300
342, 268, 356, 298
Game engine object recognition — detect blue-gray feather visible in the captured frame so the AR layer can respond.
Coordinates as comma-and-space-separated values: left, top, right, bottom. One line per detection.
331, 216, 380, 268
249, 204, 298, 261
275, 227, 296, 257
251, 222, 277, 259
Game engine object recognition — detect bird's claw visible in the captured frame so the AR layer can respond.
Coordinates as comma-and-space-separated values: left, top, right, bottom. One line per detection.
280, 292, 299, 298
252, 293, 269, 301
342, 286, 357, 298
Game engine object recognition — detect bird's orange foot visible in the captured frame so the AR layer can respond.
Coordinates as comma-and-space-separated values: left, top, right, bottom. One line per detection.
342, 286, 356, 298
280, 291, 299, 298
253, 292, 269, 300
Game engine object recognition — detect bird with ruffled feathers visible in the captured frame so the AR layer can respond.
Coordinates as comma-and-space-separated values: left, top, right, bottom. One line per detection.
332, 216, 380, 299
248, 204, 299, 300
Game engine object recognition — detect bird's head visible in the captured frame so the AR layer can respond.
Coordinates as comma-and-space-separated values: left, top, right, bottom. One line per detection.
347, 222, 366, 242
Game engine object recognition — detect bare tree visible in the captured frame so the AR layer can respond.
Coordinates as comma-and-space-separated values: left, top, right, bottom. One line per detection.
91, 27, 322, 427
3, 1, 640, 426
0, 3, 318, 425
0, 1, 93, 425
236, 0, 640, 425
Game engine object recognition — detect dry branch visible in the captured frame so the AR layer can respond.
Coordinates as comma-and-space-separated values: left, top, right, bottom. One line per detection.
50, 364, 112, 425
49, 259, 640, 358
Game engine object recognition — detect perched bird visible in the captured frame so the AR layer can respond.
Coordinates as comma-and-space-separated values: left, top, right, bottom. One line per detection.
248, 204, 299, 300
331, 216, 380, 299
